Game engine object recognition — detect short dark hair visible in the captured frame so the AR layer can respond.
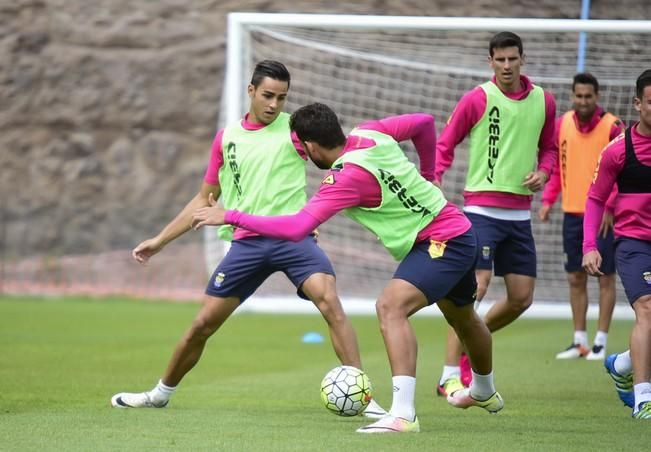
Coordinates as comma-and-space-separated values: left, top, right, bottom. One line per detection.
290, 103, 346, 149
489, 31, 523, 57
573, 72, 599, 94
250, 60, 290, 88
636, 69, 651, 99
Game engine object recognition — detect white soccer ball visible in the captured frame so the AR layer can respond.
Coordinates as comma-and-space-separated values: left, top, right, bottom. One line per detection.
320, 365, 372, 416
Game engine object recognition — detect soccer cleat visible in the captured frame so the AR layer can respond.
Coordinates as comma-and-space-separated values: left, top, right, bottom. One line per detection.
604, 353, 634, 408
447, 388, 504, 413
111, 392, 168, 409
633, 402, 651, 419
586, 345, 606, 361
555, 343, 589, 359
356, 415, 420, 433
459, 353, 473, 387
436, 376, 465, 397
362, 398, 388, 419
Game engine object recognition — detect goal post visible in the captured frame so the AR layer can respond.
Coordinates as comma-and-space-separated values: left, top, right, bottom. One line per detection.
211, 13, 651, 303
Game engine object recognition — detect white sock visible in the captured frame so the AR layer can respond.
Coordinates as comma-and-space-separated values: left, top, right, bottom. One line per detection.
469, 370, 495, 401
439, 366, 460, 386
614, 350, 633, 375
634, 382, 651, 413
593, 331, 608, 348
594, 331, 608, 348
148, 379, 176, 403
573, 330, 588, 347
389, 375, 416, 421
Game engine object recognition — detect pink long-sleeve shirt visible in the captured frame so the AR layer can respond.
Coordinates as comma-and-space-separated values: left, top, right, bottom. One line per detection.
541, 106, 624, 213
203, 113, 306, 240
225, 114, 471, 248
583, 123, 651, 253
435, 75, 557, 210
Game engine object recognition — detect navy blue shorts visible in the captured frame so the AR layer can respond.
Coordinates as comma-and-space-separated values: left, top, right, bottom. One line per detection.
465, 212, 536, 278
205, 236, 335, 303
393, 230, 478, 307
562, 213, 615, 274
614, 237, 651, 305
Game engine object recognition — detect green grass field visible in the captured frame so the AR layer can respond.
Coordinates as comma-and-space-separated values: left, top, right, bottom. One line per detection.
0, 295, 645, 451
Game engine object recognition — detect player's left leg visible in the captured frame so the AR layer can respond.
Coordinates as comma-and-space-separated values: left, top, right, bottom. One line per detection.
483, 218, 536, 332
301, 272, 362, 368
439, 299, 502, 413
631, 294, 651, 419
277, 236, 361, 368
277, 236, 387, 419
613, 237, 651, 417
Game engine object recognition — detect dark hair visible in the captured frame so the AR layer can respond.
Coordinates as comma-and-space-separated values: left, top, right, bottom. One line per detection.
250, 60, 290, 88
489, 31, 523, 57
290, 103, 346, 149
572, 72, 599, 94
636, 69, 651, 99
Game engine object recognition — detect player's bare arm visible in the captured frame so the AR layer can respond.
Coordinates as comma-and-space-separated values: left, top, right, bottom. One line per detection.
133, 182, 221, 264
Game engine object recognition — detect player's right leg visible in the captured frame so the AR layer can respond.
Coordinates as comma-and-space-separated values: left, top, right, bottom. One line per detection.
588, 228, 617, 360
111, 238, 270, 408
556, 213, 590, 359
556, 271, 590, 359
111, 294, 239, 408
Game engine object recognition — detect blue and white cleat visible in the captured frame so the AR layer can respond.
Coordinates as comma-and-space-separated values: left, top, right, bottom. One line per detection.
604, 353, 634, 408
111, 392, 168, 408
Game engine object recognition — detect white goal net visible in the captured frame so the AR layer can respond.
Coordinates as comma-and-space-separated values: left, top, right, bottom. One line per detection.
209, 13, 651, 303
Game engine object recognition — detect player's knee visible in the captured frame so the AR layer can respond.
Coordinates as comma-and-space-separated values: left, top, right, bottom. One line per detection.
188, 316, 219, 341
567, 271, 587, 289
634, 295, 651, 322
511, 294, 533, 313
313, 292, 347, 324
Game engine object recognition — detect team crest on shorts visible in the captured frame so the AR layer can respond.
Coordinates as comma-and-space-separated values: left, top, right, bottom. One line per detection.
482, 246, 491, 260
428, 240, 447, 259
643, 271, 651, 285
214, 272, 226, 287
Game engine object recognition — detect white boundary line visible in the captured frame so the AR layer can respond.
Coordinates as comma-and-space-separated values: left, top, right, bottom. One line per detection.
237, 297, 634, 320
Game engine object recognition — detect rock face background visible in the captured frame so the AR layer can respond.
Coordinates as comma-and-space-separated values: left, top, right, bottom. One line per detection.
1, 1, 649, 299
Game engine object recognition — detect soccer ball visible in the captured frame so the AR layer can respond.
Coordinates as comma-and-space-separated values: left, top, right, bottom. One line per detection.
320, 365, 372, 416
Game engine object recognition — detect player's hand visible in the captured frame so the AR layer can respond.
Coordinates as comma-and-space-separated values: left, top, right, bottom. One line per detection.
192, 193, 225, 230
599, 211, 614, 238
132, 237, 164, 265
582, 250, 604, 277
522, 171, 548, 192
538, 204, 551, 222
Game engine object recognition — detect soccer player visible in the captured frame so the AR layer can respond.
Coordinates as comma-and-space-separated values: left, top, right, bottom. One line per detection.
192, 103, 504, 434
582, 69, 651, 420
434, 31, 557, 394
539, 73, 624, 361
110, 61, 386, 419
